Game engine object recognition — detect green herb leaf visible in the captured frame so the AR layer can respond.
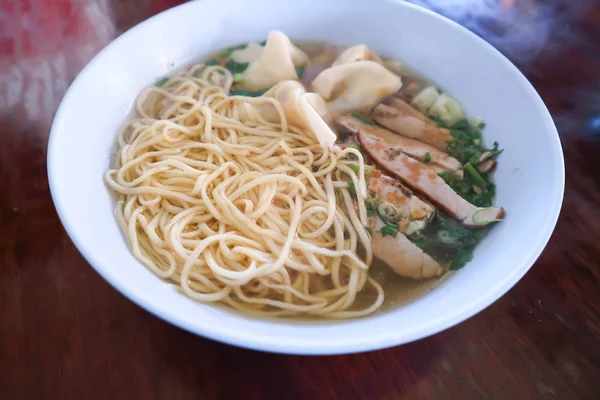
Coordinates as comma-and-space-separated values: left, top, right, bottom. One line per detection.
229, 89, 267, 97
424, 152, 431, 163
365, 227, 373, 235
154, 77, 169, 87
488, 141, 503, 158
477, 122, 487, 129
349, 165, 360, 174
381, 226, 399, 238
205, 59, 220, 66
437, 230, 459, 245
225, 59, 250, 74
259, 40, 267, 46
429, 115, 448, 128
452, 119, 471, 131
449, 249, 474, 270
219, 44, 247, 58
296, 65, 305, 78
351, 112, 375, 125
347, 181, 355, 191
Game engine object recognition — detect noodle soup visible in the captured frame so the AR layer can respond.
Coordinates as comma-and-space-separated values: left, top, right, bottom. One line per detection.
105, 31, 505, 319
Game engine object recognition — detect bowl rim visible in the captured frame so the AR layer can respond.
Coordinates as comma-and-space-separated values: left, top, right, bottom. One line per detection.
47, 0, 565, 354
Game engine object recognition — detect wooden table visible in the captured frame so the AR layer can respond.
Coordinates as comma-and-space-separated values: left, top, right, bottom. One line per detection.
1, 0, 599, 398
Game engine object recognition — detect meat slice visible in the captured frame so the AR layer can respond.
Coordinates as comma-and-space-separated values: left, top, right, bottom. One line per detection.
372, 98, 454, 151
338, 114, 463, 177
369, 219, 444, 279
368, 172, 434, 222
357, 130, 505, 228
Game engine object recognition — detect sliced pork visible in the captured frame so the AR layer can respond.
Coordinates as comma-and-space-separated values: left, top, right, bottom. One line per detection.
372, 98, 454, 151
357, 130, 505, 228
369, 218, 444, 279
338, 114, 463, 178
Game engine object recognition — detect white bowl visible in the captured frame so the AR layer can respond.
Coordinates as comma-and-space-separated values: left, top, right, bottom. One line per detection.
48, 0, 564, 354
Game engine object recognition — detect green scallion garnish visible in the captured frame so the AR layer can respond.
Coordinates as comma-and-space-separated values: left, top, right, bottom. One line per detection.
365, 193, 379, 204
296, 65, 305, 78
377, 211, 399, 230
381, 226, 399, 238
351, 112, 375, 125
366, 204, 375, 217
424, 152, 431, 163
464, 162, 488, 188
225, 59, 249, 74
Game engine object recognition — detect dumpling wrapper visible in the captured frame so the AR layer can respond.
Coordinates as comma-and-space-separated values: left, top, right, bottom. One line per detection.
332, 44, 384, 66
230, 31, 309, 91
311, 60, 403, 115
262, 80, 337, 149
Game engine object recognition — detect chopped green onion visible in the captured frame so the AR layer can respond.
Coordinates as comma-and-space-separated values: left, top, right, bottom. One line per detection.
259, 40, 267, 46
347, 181, 355, 191
424, 152, 431, 163
365, 227, 373, 235
377, 210, 399, 229
378, 202, 400, 218
381, 226, 399, 238
365, 193, 379, 203
233, 73, 245, 83
366, 204, 375, 217
452, 119, 471, 131
437, 230, 458, 245
336, 193, 343, 204
225, 59, 249, 74
348, 143, 361, 151
464, 163, 488, 188
472, 208, 503, 225
351, 112, 375, 125
488, 141, 503, 157
450, 249, 474, 270
296, 65, 305, 78
429, 115, 447, 128
349, 165, 360, 174
205, 59, 220, 66
154, 77, 169, 87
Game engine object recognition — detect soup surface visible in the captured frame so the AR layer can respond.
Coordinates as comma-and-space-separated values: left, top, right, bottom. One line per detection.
105, 31, 504, 319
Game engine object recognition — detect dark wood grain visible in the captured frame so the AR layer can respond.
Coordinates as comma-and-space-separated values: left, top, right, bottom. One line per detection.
1, 0, 600, 398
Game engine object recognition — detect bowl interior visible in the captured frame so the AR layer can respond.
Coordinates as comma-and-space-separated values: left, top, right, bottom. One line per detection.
48, 0, 563, 354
